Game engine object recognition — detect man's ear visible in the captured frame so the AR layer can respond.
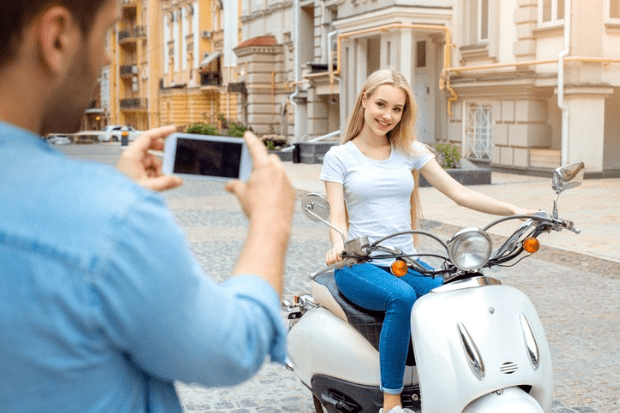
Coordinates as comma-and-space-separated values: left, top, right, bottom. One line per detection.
37, 7, 80, 75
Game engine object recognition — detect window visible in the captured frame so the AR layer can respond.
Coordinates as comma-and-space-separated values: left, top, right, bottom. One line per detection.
478, 0, 489, 42
416, 41, 426, 68
464, 0, 489, 44
465, 103, 492, 161
540, 0, 565, 25
610, 0, 620, 19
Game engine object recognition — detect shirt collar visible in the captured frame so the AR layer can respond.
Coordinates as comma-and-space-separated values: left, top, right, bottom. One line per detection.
0, 121, 55, 152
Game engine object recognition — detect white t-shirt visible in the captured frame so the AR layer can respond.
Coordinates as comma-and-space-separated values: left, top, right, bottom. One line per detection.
320, 140, 434, 266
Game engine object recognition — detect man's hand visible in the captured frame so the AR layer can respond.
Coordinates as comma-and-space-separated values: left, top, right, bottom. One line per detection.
116, 125, 183, 192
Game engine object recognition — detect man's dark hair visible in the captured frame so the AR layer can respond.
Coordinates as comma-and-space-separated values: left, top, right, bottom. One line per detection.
0, 0, 109, 68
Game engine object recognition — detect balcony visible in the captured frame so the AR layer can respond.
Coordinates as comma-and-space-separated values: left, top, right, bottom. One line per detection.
120, 98, 148, 111
200, 72, 222, 88
118, 26, 145, 45
120, 64, 137, 77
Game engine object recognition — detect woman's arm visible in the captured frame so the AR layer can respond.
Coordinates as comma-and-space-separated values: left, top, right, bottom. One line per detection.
324, 181, 349, 264
420, 158, 532, 216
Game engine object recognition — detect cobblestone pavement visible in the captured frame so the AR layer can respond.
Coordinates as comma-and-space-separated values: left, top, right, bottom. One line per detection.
59, 144, 619, 413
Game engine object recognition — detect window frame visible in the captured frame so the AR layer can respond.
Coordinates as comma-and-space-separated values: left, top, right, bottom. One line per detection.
538, 0, 566, 27
477, 0, 490, 44
463, 102, 493, 162
607, 0, 620, 22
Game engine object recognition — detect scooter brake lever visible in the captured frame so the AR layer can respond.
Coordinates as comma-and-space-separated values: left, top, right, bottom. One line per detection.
309, 258, 358, 279
564, 220, 581, 234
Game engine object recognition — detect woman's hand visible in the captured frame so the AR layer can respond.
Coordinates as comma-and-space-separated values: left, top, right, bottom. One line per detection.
326, 243, 345, 266
512, 207, 540, 217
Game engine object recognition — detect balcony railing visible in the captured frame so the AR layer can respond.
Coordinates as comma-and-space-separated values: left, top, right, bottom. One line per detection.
118, 26, 146, 43
201, 72, 222, 87
120, 64, 137, 77
120, 98, 148, 110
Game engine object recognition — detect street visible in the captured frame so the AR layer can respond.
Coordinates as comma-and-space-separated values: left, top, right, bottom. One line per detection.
59, 143, 619, 413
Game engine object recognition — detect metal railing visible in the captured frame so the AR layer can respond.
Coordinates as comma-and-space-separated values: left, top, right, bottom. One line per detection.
118, 26, 146, 42
120, 65, 137, 76
308, 130, 340, 143
120, 98, 148, 110
200, 72, 222, 87
280, 130, 340, 153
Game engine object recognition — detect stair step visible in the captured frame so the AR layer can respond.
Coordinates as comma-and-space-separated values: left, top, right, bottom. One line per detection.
530, 149, 560, 169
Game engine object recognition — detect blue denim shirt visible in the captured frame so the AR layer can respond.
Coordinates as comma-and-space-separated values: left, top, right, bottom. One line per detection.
0, 122, 286, 413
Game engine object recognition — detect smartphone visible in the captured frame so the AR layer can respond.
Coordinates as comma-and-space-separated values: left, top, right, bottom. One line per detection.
162, 133, 252, 181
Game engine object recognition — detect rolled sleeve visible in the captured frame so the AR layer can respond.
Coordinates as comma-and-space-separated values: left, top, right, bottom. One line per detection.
220, 275, 287, 363
94, 192, 286, 387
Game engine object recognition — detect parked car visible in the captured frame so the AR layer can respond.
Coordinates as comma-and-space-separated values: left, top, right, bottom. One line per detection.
47, 135, 72, 145
98, 125, 141, 142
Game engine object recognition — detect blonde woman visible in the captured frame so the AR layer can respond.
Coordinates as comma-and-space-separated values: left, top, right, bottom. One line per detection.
320, 69, 532, 413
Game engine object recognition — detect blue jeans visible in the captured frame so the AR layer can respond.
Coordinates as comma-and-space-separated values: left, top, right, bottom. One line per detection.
334, 262, 443, 394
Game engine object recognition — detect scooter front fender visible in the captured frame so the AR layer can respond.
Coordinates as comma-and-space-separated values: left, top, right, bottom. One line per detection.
463, 387, 544, 413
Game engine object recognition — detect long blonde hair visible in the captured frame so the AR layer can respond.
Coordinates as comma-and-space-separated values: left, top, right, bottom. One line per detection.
342, 69, 424, 237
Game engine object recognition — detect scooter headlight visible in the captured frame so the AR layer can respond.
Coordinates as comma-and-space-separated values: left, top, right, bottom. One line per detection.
448, 228, 493, 271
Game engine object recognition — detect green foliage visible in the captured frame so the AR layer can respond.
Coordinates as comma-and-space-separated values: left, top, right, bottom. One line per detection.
435, 143, 462, 169
227, 122, 250, 138
264, 140, 276, 150
185, 123, 220, 136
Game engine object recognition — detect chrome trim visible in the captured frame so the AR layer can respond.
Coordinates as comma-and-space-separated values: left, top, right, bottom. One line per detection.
520, 313, 540, 370
431, 276, 501, 293
500, 361, 519, 375
447, 228, 493, 271
284, 358, 294, 371
457, 321, 485, 379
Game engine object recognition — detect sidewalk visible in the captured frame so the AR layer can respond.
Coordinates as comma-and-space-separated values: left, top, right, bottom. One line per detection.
283, 161, 620, 265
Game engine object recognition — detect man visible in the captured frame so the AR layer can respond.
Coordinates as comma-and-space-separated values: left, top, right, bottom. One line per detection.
0, 1, 296, 412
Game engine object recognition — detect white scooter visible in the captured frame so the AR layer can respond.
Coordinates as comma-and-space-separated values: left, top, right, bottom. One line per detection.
282, 162, 585, 413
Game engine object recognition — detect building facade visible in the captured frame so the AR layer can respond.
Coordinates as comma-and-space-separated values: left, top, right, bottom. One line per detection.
160, 0, 241, 129
238, 0, 620, 175
106, 0, 158, 130
105, 0, 242, 132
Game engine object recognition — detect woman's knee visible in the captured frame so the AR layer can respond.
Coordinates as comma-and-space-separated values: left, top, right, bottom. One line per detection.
387, 285, 416, 310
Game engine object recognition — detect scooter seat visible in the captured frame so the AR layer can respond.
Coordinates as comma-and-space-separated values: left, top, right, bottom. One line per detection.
312, 272, 416, 366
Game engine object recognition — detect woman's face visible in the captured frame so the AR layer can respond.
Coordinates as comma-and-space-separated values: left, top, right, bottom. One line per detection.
361, 84, 406, 139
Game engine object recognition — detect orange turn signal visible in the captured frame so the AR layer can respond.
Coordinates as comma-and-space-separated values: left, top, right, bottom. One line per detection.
523, 237, 540, 253
391, 260, 409, 277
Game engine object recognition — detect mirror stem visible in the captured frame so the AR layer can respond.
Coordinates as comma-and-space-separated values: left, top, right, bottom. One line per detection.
553, 192, 560, 219
304, 207, 347, 245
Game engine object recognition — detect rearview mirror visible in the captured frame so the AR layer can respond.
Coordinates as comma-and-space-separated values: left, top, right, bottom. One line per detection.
300, 193, 347, 245
552, 162, 585, 194
301, 193, 331, 222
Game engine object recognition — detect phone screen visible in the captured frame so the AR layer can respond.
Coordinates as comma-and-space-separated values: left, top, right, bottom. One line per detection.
173, 137, 242, 178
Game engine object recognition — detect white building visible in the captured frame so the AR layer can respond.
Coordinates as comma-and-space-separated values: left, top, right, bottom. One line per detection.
238, 0, 620, 176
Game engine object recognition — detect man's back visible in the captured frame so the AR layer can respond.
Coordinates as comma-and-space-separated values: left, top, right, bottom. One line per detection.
0, 123, 288, 412
0, 123, 184, 411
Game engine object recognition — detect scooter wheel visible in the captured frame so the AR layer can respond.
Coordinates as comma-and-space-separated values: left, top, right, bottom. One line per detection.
313, 395, 325, 413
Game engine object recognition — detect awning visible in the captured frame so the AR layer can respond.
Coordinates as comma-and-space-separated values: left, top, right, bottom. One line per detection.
200, 50, 222, 68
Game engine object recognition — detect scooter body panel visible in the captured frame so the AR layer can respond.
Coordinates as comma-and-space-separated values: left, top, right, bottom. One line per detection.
287, 307, 381, 387
411, 284, 552, 412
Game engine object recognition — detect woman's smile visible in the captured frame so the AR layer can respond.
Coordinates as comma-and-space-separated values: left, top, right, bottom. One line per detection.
362, 84, 406, 138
